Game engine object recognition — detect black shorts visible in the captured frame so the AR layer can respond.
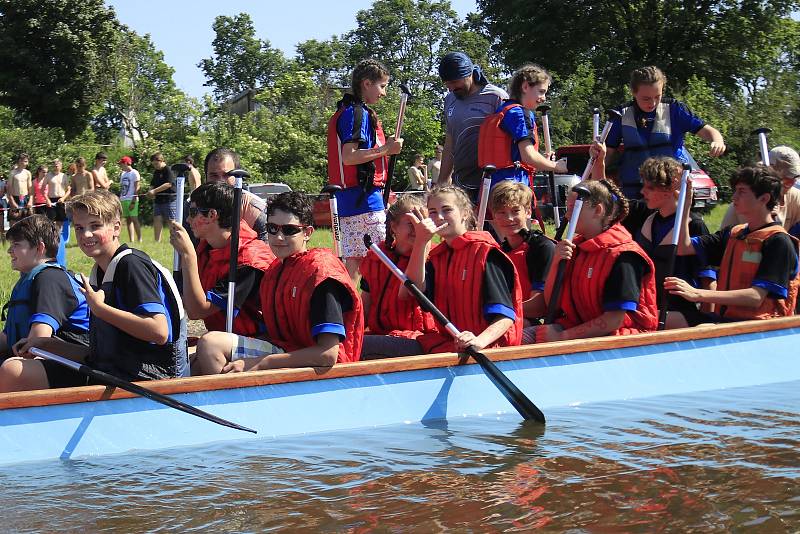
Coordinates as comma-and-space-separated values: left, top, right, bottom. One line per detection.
41, 359, 90, 389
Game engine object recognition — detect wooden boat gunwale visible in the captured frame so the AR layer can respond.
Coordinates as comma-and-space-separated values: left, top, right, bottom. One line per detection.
2, 316, 798, 412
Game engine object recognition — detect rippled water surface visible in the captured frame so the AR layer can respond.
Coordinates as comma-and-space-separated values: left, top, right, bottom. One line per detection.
1, 380, 798, 532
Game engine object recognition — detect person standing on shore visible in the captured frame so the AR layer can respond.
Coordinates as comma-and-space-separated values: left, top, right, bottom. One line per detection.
118, 156, 141, 243
184, 155, 201, 192
91, 152, 110, 190
407, 154, 427, 191
69, 157, 94, 197
44, 159, 70, 233
146, 152, 176, 243
427, 145, 443, 188
7, 153, 32, 212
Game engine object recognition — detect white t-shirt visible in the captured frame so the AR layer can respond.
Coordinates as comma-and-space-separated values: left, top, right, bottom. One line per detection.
119, 169, 140, 200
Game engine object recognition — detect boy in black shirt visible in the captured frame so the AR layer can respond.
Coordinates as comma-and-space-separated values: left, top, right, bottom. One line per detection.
666, 166, 799, 324
145, 152, 176, 243
0, 216, 89, 366
489, 181, 554, 326
2, 191, 187, 391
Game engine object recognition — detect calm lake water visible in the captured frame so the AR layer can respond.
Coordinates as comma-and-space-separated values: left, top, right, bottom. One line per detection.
1, 380, 798, 532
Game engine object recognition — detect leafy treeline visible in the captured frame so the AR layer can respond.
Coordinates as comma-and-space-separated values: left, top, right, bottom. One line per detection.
0, 0, 798, 196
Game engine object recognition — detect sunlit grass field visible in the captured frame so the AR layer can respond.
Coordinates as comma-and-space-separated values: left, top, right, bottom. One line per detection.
0, 203, 730, 327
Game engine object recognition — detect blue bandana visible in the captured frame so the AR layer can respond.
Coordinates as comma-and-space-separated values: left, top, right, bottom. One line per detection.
439, 52, 474, 81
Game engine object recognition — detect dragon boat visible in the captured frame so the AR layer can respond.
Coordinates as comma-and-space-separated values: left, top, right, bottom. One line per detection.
1, 316, 799, 466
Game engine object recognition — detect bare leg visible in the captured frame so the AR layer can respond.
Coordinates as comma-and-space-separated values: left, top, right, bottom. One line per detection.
344, 257, 362, 287
153, 215, 164, 242
0, 358, 50, 393
133, 216, 141, 242
126, 217, 135, 242
193, 331, 234, 375
665, 311, 689, 330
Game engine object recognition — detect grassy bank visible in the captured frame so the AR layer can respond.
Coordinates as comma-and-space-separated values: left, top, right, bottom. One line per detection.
0, 203, 730, 328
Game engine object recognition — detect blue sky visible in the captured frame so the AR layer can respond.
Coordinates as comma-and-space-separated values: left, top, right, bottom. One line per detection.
105, 0, 479, 99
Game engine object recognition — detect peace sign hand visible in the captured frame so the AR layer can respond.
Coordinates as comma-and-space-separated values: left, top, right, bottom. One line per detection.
77, 273, 106, 313
409, 207, 448, 243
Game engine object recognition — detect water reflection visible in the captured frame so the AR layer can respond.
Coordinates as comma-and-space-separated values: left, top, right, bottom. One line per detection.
1, 381, 798, 532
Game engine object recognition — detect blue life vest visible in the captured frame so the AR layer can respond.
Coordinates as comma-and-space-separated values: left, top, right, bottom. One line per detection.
619, 100, 675, 196
2, 262, 87, 347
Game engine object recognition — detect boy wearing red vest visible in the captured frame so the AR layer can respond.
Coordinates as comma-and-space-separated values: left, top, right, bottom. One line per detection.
194, 192, 364, 374
327, 59, 403, 284
169, 182, 275, 342
489, 181, 555, 324
666, 166, 799, 324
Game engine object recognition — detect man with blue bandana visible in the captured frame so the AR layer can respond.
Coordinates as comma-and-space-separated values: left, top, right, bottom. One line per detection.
437, 52, 508, 201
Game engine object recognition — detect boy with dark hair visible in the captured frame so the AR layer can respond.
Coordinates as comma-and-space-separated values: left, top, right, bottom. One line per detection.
666, 166, 800, 324
193, 191, 363, 375
0, 215, 89, 361
169, 182, 275, 340
0, 191, 188, 392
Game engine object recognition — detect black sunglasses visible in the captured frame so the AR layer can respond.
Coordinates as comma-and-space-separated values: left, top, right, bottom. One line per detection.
266, 223, 307, 236
188, 206, 212, 218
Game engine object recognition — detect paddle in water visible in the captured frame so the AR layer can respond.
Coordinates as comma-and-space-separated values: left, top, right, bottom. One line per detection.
363, 234, 545, 423
30, 347, 256, 434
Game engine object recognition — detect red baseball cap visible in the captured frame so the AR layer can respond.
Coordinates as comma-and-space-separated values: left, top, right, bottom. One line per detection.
118, 156, 133, 165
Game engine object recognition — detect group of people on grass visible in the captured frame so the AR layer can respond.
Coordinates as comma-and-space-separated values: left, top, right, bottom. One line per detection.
0, 53, 798, 394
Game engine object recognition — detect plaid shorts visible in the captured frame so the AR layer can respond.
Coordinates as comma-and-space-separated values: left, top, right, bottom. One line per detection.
230, 334, 285, 361
339, 210, 386, 258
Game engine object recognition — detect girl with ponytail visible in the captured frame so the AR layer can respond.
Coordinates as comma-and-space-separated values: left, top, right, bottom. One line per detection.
405, 185, 523, 354
532, 177, 658, 343
327, 58, 404, 285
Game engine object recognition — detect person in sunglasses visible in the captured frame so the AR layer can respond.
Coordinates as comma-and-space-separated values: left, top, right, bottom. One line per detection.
169, 183, 275, 364
193, 192, 364, 374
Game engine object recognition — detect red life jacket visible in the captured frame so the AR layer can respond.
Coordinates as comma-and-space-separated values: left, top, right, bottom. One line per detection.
327, 95, 387, 190
503, 230, 555, 298
506, 241, 532, 298
260, 248, 364, 362
548, 223, 658, 335
196, 222, 276, 336
478, 102, 539, 177
359, 241, 437, 338
718, 223, 800, 320
417, 231, 523, 354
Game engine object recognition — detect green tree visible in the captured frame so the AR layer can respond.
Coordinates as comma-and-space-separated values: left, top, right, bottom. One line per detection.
92, 29, 201, 149
199, 14, 287, 101
477, 0, 799, 104
0, 0, 118, 138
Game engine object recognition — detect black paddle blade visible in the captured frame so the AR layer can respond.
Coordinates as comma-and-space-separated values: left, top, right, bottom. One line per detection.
466, 347, 546, 423
82, 364, 257, 434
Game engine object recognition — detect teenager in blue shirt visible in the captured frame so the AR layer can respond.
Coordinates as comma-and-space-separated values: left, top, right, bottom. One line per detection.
489, 64, 567, 188
327, 59, 403, 284
605, 66, 726, 201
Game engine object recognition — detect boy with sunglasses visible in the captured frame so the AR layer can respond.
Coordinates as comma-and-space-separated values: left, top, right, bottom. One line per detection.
169, 182, 275, 347
193, 192, 364, 374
